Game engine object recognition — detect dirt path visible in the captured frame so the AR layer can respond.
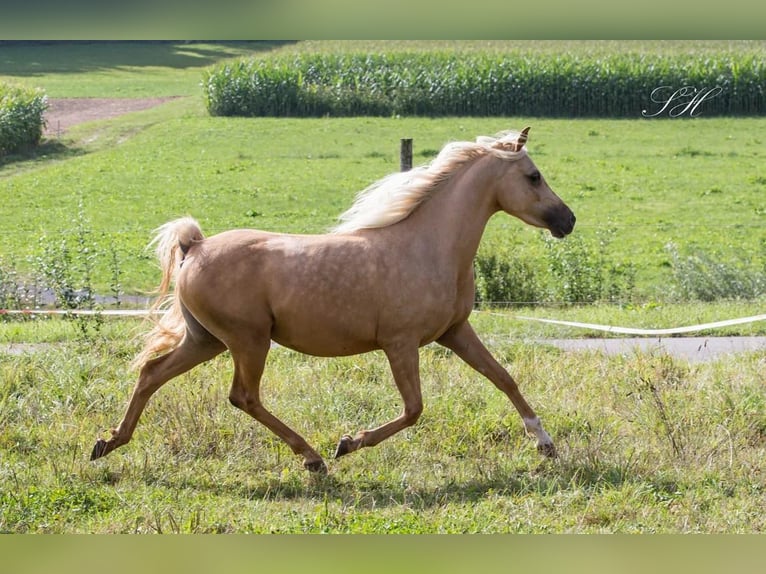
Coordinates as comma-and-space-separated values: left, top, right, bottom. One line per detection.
44, 97, 178, 136
541, 336, 766, 363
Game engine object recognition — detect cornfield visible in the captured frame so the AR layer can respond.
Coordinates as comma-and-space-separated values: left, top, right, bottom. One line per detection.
202, 52, 766, 118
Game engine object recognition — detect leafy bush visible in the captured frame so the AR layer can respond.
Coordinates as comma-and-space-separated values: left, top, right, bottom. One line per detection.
666, 243, 766, 301
202, 52, 766, 118
473, 230, 635, 307
544, 230, 636, 304
474, 250, 543, 307
0, 83, 48, 156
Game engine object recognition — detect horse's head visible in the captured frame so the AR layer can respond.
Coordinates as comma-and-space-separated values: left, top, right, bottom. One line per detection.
490, 128, 575, 239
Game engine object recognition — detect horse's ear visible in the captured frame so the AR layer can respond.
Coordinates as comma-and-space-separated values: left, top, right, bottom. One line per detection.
493, 127, 531, 152
516, 126, 530, 149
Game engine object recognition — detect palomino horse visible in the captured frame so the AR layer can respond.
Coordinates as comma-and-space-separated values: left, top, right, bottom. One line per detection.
91, 127, 575, 473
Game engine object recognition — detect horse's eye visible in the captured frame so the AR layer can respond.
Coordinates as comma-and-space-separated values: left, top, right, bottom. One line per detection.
528, 171, 541, 185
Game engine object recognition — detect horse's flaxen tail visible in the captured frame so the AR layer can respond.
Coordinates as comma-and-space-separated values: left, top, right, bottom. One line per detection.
131, 217, 204, 370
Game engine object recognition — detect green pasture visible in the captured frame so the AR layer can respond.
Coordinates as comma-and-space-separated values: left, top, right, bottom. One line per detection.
1, 41, 765, 308
1, 320, 765, 533
1, 106, 765, 299
0, 42, 765, 534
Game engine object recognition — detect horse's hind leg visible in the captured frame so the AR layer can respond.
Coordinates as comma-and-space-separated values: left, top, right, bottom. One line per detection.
90, 334, 225, 460
437, 321, 556, 458
228, 337, 327, 473
334, 343, 423, 459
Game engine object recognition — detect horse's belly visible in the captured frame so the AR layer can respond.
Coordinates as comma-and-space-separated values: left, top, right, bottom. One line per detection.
269, 298, 463, 357
269, 305, 380, 357
271, 323, 379, 357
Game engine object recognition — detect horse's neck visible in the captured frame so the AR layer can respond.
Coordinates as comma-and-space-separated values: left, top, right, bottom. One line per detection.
397, 157, 499, 268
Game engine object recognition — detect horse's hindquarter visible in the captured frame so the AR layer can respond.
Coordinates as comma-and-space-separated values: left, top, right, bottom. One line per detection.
179, 230, 471, 357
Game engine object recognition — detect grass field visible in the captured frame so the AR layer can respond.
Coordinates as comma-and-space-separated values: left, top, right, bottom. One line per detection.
1, 317, 765, 533
2, 41, 764, 300
1, 41, 765, 534
1, 102, 765, 298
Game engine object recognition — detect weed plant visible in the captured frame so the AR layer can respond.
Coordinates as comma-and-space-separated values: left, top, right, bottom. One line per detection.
543, 229, 637, 305
473, 229, 637, 306
666, 242, 766, 301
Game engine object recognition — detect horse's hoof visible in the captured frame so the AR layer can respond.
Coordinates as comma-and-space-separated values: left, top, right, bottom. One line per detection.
90, 439, 109, 461
537, 442, 557, 459
304, 459, 328, 474
334, 435, 354, 459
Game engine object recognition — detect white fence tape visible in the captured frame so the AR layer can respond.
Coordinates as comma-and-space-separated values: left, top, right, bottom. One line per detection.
514, 313, 766, 335
0, 309, 159, 317
3, 308, 766, 336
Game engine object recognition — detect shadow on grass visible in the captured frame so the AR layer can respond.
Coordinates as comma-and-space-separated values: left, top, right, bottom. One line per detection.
0, 41, 297, 76
137, 456, 650, 510
0, 139, 85, 169
309, 460, 636, 509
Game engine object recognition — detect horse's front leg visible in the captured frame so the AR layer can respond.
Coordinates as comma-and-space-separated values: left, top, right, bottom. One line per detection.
437, 321, 556, 458
334, 343, 423, 459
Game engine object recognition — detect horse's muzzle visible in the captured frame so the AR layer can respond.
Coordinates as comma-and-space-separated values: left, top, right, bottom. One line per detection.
545, 205, 576, 238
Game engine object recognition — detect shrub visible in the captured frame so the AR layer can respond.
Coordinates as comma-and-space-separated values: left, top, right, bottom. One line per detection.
474, 250, 543, 307
0, 83, 48, 156
544, 230, 636, 304
473, 230, 636, 307
666, 243, 766, 301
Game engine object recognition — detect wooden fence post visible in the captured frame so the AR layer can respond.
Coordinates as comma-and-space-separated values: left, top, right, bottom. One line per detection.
400, 138, 413, 172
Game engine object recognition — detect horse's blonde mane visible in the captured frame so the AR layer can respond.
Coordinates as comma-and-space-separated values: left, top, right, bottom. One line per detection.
332, 131, 528, 234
